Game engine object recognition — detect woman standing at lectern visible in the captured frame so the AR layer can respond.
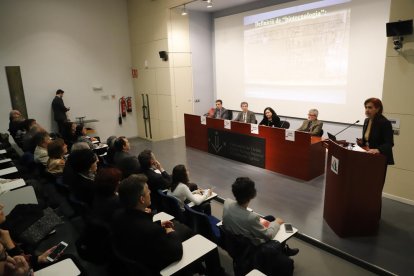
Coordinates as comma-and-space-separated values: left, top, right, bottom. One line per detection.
358, 98, 394, 165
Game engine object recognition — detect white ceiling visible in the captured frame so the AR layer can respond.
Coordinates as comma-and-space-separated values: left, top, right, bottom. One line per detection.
185, 0, 261, 12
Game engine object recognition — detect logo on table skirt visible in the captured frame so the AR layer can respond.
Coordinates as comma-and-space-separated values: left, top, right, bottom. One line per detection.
331, 156, 339, 175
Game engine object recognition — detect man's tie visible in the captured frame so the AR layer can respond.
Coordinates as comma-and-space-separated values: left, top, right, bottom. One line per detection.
243, 113, 246, 123
305, 121, 312, 132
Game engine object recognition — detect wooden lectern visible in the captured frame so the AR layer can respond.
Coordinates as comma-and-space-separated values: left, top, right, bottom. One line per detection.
323, 140, 387, 237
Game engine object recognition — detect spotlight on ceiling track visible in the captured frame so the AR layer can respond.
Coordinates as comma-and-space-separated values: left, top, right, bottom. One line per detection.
207, 0, 213, 8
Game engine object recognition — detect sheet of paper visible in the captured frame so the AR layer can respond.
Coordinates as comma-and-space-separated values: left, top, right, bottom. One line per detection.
201, 116, 207, 125
352, 144, 366, 152
251, 124, 259, 134
0, 179, 25, 192
285, 129, 295, 141
224, 120, 231, 129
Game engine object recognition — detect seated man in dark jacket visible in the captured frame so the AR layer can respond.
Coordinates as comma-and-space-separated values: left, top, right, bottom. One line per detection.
138, 149, 171, 211
112, 174, 183, 273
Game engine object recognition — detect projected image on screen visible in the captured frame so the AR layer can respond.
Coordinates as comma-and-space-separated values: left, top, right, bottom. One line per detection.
214, 0, 389, 123
244, 3, 350, 104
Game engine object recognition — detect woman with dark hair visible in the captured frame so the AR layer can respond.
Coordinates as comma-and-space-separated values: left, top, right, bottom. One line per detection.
47, 138, 67, 175
67, 149, 99, 205
75, 125, 96, 149
167, 164, 212, 214
358, 97, 394, 165
259, 107, 281, 128
91, 168, 122, 221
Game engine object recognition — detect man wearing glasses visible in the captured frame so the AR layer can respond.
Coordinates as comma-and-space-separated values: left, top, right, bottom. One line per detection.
297, 109, 323, 136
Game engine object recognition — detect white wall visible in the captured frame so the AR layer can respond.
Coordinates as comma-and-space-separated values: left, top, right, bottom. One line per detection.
0, 0, 138, 141
381, 0, 414, 204
189, 11, 214, 115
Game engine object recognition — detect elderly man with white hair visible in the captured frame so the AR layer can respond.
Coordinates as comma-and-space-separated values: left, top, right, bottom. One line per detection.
297, 108, 323, 136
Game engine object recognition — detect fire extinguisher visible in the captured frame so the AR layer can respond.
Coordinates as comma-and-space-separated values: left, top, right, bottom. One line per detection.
120, 97, 127, 117
119, 97, 126, 125
126, 97, 132, 113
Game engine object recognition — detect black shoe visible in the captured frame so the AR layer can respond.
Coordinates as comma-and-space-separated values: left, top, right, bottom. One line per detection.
284, 245, 299, 256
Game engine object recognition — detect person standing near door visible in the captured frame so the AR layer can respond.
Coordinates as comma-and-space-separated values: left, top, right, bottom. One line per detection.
52, 89, 70, 134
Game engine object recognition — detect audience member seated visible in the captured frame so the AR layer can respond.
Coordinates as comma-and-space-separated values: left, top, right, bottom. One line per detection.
75, 124, 96, 149
62, 142, 90, 192
167, 164, 212, 215
105, 135, 117, 165
111, 174, 184, 273
112, 136, 132, 166
222, 177, 298, 275
91, 168, 122, 221
297, 108, 323, 136
0, 203, 60, 272
61, 121, 77, 151
259, 107, 281, 128
211, 99, 230, 119
46, 138, 67, 175
0, 241, 30, 276
234, 102, 256, 124
22, 119, 44, 153
33, 131, 51, 166
8, 110, 26, 149
138, 149, 171, 211
70, 142, 90, 152
117, 156, 141, 179
68, 149, 99, 205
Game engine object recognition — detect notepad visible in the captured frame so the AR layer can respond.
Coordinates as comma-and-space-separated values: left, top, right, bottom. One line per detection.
0, 178, 25, 192
35, 258, 81, 276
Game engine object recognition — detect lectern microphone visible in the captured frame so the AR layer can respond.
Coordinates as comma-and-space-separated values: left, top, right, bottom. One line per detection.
327, 120, 360, 141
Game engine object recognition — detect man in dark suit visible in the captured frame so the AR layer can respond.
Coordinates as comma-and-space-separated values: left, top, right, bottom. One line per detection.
52, 89, 70, 134
112, 174, 183, 273
234, 101, 256, 124
358, 98, 394, 165
138, 149, 171, 211
113, 174, 225, 275
212, 99, 230, 119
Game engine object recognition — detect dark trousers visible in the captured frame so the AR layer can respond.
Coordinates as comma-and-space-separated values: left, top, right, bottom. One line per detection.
56, 120, 66, 135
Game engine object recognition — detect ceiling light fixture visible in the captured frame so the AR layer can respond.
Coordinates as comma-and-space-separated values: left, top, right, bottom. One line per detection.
207, 0, 213, 8
181, 4, 188, 15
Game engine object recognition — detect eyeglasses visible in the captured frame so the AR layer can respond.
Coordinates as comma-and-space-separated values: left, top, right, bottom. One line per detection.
308, 114, 316, 117
0, 246, 8, 261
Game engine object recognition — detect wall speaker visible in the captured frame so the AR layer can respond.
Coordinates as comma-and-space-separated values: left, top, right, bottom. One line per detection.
159, 51, 168, 61
386, 19, 413, 37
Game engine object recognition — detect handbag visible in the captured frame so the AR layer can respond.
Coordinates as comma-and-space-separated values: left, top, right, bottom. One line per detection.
18, 207, 63, 245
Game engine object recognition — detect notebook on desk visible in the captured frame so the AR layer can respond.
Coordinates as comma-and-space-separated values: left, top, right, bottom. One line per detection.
0, 178, 25, 193
274, 223, 298, 243
35, 258, 81, 276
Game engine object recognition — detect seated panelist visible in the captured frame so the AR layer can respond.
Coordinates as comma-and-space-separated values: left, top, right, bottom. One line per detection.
234, 102, 256, 124
297, 109, 323, 136
259, 107, 281, 128
212, 99, 230, 120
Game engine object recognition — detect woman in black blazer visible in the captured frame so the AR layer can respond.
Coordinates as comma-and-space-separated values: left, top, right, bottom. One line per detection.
259, 107, 281, 128
358, 98, 394, 165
